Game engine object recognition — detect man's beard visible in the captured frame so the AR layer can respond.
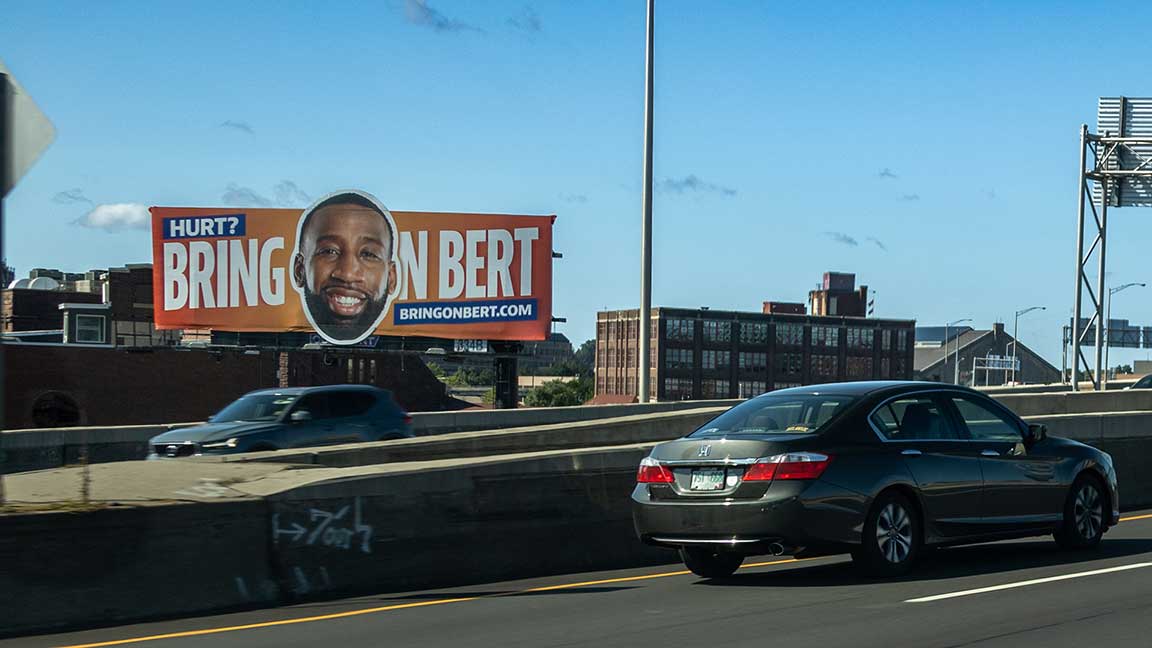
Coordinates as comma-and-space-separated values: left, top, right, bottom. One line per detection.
304, 288, 388, 342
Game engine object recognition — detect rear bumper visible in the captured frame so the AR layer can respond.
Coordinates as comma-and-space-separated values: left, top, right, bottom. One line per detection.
631, 479, 867, 554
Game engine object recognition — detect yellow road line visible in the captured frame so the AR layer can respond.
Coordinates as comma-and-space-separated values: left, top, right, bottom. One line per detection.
522, 557, 800, 593
57, 598, 477, 648
58, 558, 808, 647
57, 513, 1152, 647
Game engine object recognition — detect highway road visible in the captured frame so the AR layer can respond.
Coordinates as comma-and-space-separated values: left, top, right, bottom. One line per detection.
7, 511, 1152, 648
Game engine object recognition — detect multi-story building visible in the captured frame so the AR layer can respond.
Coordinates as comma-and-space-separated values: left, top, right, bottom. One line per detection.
595, 307, 915, 401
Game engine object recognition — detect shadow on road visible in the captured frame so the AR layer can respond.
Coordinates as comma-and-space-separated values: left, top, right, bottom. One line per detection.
702, 538, 1152, 588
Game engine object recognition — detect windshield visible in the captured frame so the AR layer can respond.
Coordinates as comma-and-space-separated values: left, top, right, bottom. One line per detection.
210, 394, 298, 423
689, 394, 856, 437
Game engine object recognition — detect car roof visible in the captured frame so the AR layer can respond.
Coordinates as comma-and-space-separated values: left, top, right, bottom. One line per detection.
243, 384, 388, 397
760, 381, 976, 399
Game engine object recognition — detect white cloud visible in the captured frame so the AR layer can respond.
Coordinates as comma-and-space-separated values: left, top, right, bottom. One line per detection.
76, 203, 150, 232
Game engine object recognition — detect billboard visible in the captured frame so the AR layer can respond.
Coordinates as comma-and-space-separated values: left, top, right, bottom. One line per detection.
152, 190, 554, 344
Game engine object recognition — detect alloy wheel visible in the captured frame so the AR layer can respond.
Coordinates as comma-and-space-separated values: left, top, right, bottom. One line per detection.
1074, 482, 1103, 541
876, 502, 912, 564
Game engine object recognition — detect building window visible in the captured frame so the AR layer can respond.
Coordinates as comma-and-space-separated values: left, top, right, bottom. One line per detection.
897, 330, 909, 352
666, 318, 695, 342
738, 352, 767, 373
846, 356, 873, 379
812, 325, 840, 348
893, 357, 908, 377
774, 352, 803, 376
664, 377, 694, 400
773, 382, 801, 391
847, 327, 874, 350
882, 330, 892, 351
775, 323, 804, 346
811, 354, 839, 379
665, 348, 694, 370
738, 380, 767, 398
702, 350, 731, 370
75, 314, 106, 344
701, 380, 730, 399
740, 322, 768, 345
881, 358, 891, 378
702, 320, 732, 344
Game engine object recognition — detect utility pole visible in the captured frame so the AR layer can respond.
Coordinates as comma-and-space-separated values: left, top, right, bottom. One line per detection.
638, 0, 654, 402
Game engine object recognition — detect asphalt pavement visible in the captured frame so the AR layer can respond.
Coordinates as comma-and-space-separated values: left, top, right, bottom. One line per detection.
7, 511, 1152, 648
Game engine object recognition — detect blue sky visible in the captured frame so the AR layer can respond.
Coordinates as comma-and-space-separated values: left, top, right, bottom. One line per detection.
4, 0, 1152, 367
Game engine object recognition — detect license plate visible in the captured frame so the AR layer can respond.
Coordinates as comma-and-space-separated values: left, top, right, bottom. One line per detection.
689, 468, 726, 491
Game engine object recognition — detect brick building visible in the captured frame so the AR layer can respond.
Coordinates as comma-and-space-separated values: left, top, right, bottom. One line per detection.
595, 307, 915, 401
809, 271, 869, 317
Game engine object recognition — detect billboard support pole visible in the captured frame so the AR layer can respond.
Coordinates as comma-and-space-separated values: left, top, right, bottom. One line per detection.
1071, 124, 1088, 391
638, 0, 654, 403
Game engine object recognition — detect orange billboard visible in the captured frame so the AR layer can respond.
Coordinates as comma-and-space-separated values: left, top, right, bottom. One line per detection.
151, 190, 554, 344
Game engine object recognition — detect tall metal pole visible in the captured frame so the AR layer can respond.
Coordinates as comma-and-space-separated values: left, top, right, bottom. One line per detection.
943, 323, 949, 382
1103, 287, 1112, 389
1071, 125, 1088, 391
637, 0, 654, 403
1012, 312, 1019, 384
0, 73, 8, 505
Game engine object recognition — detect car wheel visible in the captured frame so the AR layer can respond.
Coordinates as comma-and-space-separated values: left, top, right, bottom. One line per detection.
1055, 474, 1106, 550
853, 491, 920, 576
679, 547, 743, 579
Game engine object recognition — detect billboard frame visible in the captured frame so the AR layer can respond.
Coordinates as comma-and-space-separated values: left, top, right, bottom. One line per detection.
1071, 97, 1152, 391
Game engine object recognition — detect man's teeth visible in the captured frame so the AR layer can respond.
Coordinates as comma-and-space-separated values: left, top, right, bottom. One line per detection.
335, 295, 363, 306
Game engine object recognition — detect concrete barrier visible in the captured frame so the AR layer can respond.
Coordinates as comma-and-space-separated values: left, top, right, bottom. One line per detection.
997, 389, 1152, 417
0, 500, 275, 636
0, 444, 668, 637
3, 404, 1152, 637
205, 407, 729, 468
0, 400, 741, 473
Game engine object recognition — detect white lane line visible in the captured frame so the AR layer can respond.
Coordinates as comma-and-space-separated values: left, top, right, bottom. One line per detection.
906, 562, 1152, 603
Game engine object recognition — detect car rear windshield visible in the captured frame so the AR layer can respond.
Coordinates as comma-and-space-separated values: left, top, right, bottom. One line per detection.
211, 394, 299, 422
689, 394, 856, 437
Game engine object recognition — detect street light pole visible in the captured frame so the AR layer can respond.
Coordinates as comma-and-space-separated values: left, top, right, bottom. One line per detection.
637, 0, 655, 403
1011, 306, 1046, 384
946, 318, 972, 385
1103, 282, 1145, 390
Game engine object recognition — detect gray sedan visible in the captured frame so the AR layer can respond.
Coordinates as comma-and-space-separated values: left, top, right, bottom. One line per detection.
633, 381, 1119, 577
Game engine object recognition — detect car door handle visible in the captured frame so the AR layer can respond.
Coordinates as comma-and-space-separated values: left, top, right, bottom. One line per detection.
901, 449, 922, 457
981, 450, 1000, 457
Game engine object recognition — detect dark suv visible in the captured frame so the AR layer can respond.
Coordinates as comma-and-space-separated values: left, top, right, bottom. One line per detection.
148, 385, 413, 457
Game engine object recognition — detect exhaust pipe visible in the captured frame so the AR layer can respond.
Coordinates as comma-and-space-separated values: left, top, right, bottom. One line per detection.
767, 542, 785, 556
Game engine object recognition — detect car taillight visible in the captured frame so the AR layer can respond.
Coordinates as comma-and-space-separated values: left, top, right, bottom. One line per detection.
743, 453, 832, 482
636, 456, 675, 483
403, 415, 413, 425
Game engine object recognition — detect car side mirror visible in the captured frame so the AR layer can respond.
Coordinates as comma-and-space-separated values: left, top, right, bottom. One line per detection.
290, 410, 313, 423
1026, 423, 1047, 443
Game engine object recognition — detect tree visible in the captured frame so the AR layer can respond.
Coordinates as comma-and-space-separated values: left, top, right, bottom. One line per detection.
425, 361, 447, 379
574, 339, 595, 372
524, 377, 594, 407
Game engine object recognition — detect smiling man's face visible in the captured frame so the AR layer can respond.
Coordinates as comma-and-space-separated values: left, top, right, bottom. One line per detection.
294, 203, 397, 341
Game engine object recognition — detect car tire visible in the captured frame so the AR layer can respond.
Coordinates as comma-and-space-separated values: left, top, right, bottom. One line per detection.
679, 547, 743, 579
853, 491, 920, 577
1054, 474, 1106, 550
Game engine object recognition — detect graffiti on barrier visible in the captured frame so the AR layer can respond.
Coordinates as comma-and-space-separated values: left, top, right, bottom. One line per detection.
272, 496, 373, 554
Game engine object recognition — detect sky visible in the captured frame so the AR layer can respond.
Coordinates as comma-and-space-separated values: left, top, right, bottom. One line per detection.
3, 0, 1152, 368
